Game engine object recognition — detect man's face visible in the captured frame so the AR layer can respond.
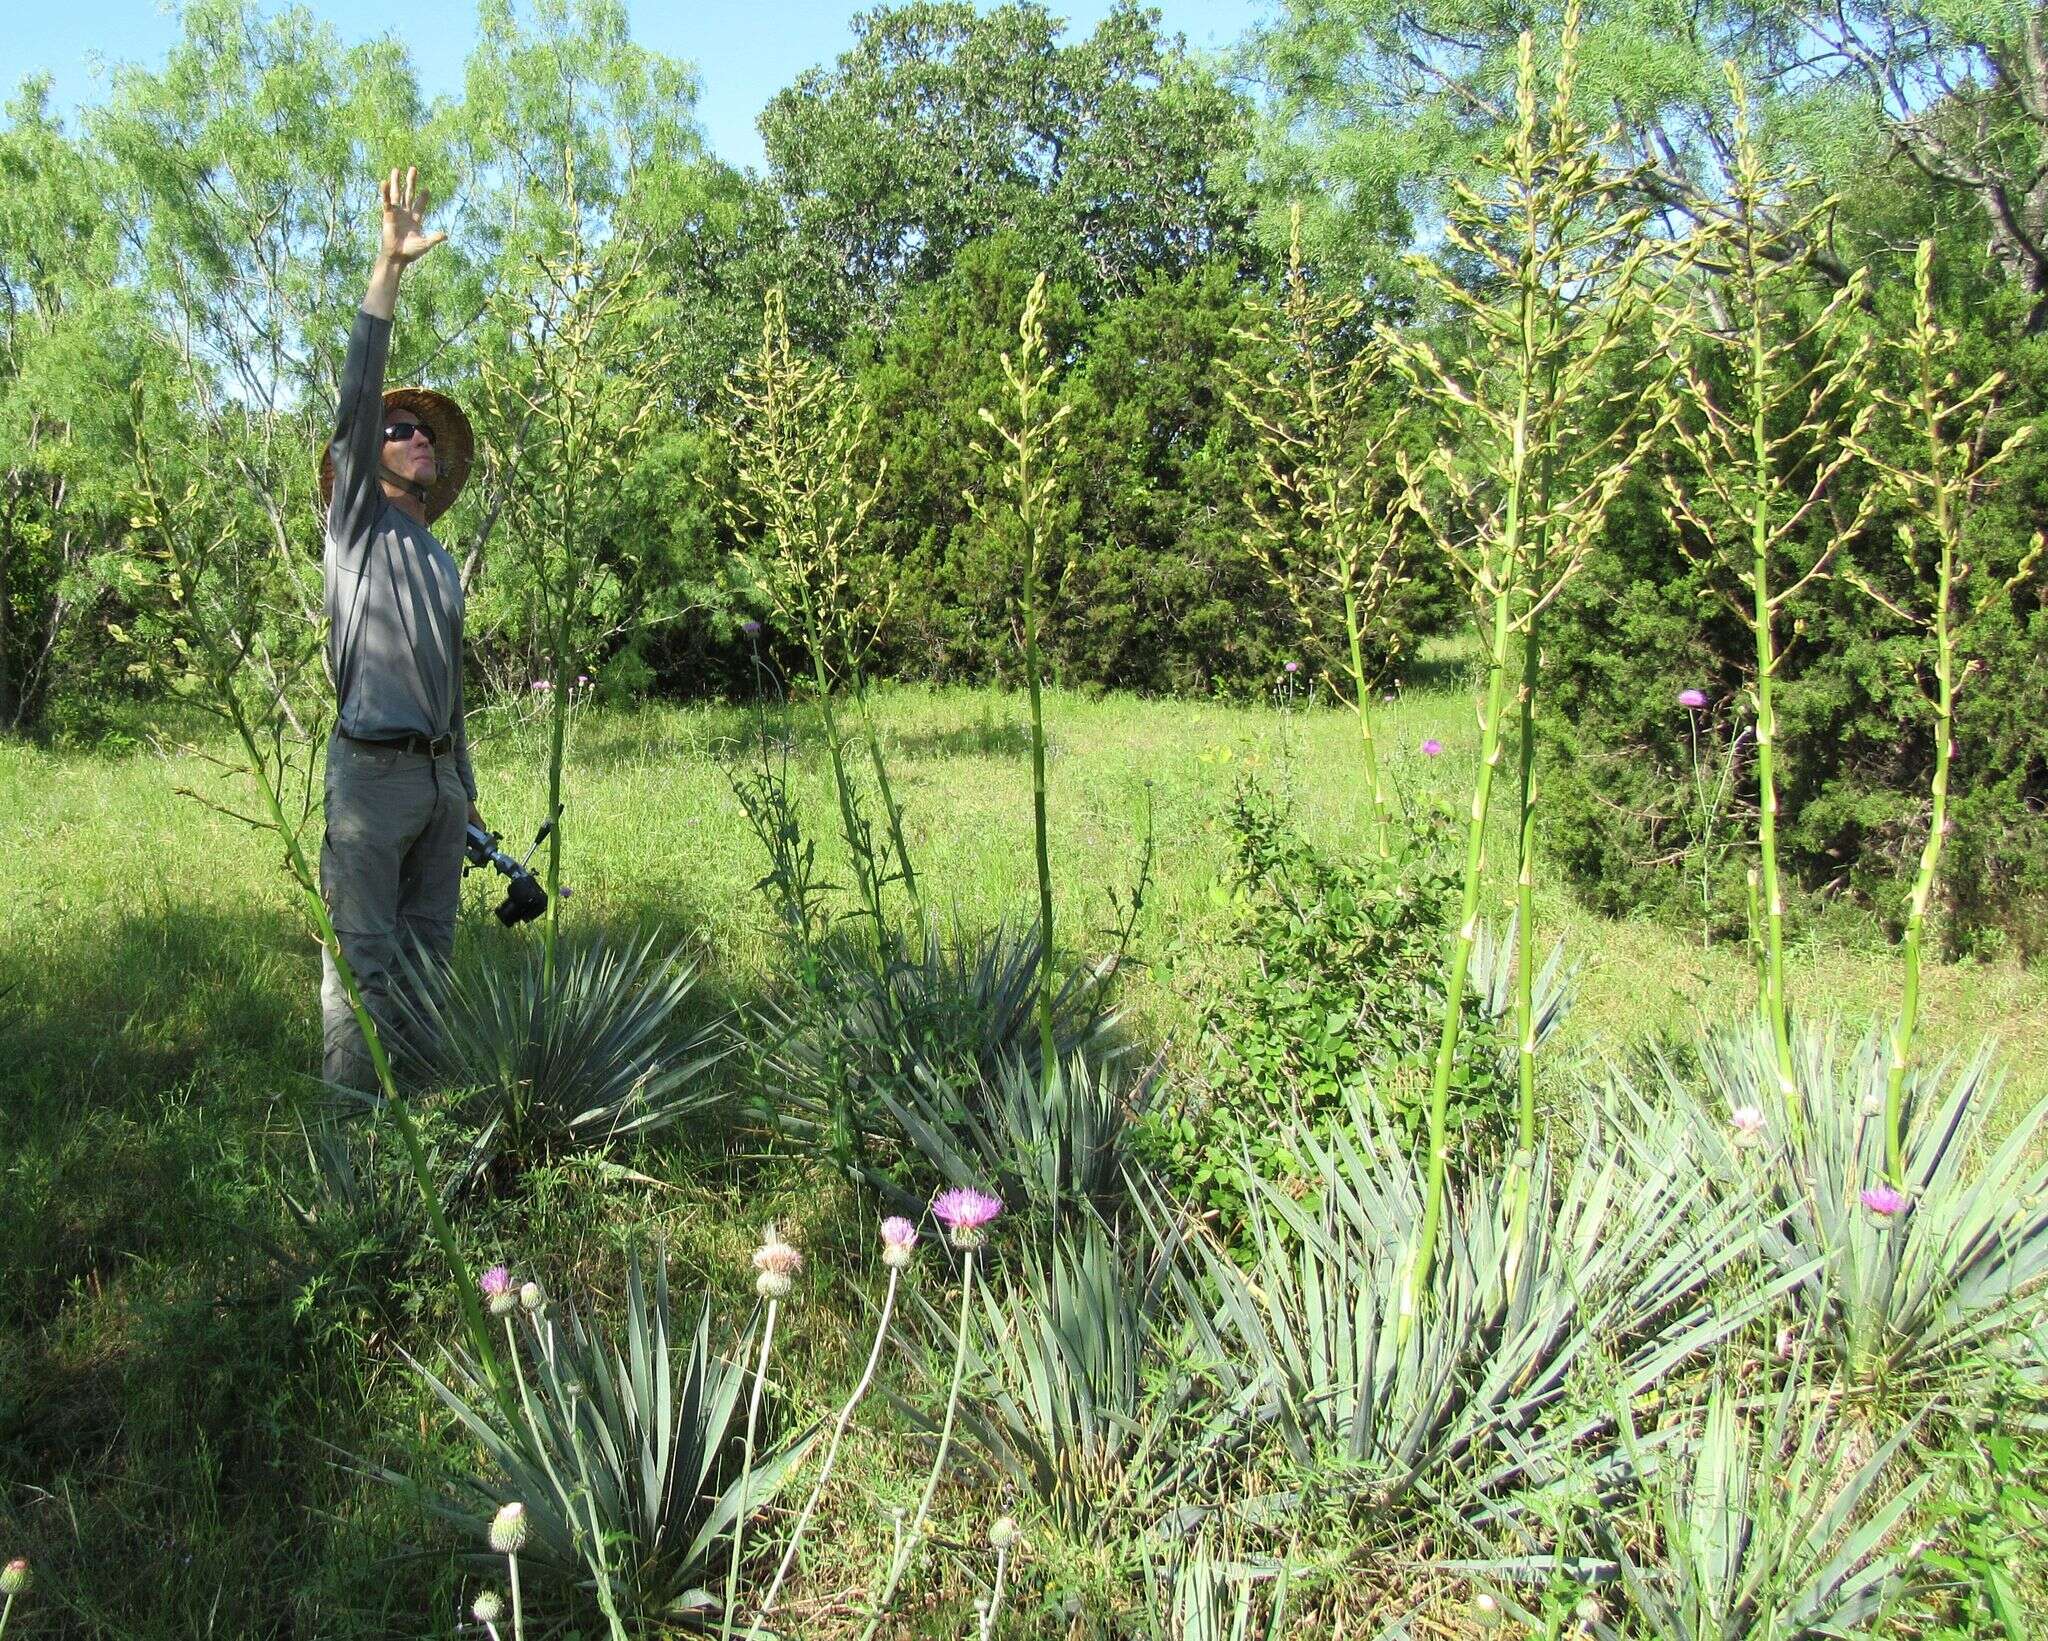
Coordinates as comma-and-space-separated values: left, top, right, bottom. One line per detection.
383, 417, 438, 486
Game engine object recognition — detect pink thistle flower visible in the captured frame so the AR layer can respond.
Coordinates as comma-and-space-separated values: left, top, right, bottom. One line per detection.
1283, 660, 1300, 674
1420, 738, 1444, 757
1728, 1104, 1766, 1148
753, 1223, 802, 1300
1861, 1182, 1909, 1222
932, 1186, 1003, 1249
481, 1263, 517, 1316
1678, 688, 1709, 709
880, 1216, 920, 1269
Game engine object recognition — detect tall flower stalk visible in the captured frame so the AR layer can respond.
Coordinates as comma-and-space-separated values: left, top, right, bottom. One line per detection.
1656, 69, 1876, 1135
1852, 239, 2039, 1185
748, 1217, 917, 1635
125, 403, 507, 1410
1386, 4, 1666, 1305
859, 1189, 1001, 1639
723, 1226, 800, 1640
1228, 203, 1413, 860
475, 162, 674, 989
712, 288, 916, 938
970, 274, 1073, 1086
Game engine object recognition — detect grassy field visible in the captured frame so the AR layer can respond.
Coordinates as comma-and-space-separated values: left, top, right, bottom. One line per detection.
3, 662, 2045, 1635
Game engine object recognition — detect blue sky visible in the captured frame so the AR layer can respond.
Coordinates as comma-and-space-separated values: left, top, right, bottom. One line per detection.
6, 0, 1271, 173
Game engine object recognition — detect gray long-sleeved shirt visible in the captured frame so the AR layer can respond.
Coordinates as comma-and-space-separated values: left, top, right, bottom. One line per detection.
325, 308, 476, 800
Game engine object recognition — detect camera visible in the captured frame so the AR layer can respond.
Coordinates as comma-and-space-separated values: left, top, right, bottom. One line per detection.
464, 822, 550, 926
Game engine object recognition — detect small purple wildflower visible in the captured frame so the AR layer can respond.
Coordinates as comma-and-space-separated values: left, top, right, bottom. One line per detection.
481, 1263, 517, 1317
1283, 660, 1300, 674
1861, 1182, 1909, 1221
530, 679, 551, 692
932, 1186, 1004, 1249
557, 885, 573, 900
741, 619, 763, 638
1421, 738, 1444, 757
1678, 688, 1709, 709
880, 1216, 920, 1269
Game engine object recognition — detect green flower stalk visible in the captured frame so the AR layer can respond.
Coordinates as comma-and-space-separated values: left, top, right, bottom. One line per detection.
1851, 239, 2040, 1185
970, 274, 1073, 1087
124, 405, 508, 1414
474, 166, 674, 992
1385, 3, 1668, 1307
859, 1189, 1001, 1639
1227, 203, 1413, 860
722, 1226, 800, 1641
749, 1218, 915, 1636
1656, 69, 1877, 1135
489, 1502, 529, 1641
712, 289, 917, 937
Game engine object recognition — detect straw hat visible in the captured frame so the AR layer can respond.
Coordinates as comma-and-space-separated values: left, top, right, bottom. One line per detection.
318, 385, 475, 526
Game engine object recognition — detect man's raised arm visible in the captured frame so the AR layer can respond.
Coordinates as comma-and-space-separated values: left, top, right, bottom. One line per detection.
328, 168, 446, 548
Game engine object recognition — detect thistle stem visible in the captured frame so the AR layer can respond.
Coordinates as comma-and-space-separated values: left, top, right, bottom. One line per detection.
860, 1248, 977, 1639
507, 1554, 523, 1641
724, 1298, 782, 1641
751, 1268, 902, 1633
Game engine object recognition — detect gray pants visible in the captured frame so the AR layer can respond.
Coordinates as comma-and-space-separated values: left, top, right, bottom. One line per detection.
320, 731, 468, 1091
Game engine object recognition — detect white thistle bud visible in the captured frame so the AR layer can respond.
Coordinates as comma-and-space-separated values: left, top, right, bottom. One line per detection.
472, 1588, 504, 1623
756, 1269, 793, 1301
489, 1289, 519, 1318
489, 1501, 529, 1555
0, 1558, 28, 1596
1473, 1590, 1503, 1628
519, 1281, 545, 1312
987, 1515, 1020, 1551
1575, 1593, 1603, 1629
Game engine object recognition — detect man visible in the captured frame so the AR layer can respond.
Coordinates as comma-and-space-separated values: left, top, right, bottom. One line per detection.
318, 167, 484, 1091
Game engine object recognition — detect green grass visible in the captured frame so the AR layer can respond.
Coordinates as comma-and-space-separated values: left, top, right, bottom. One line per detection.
2, 661, 2043, 1635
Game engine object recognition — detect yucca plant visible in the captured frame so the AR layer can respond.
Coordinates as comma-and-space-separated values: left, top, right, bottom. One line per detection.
1227, 202, 1414, 861
394, 934, 731, 1189
968, 271, 1073, 1086
1141, 1546, 1294, 1641
1384, 5, 1672, 1302
1849, 238, 2041, 1186
760, 919, 1126, 1214
1654, 70, 1877, 1130
394, 1253, 816, 1635
1613, 1020, 2048, 1399
934, 1215, 1243, 1541
710, 287, 915, 937
1193, 1088, 1800, 1536
1591, 1360, 1926, 1638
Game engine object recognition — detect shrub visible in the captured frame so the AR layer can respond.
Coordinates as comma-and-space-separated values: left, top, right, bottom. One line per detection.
1146, 779, 1552, 1224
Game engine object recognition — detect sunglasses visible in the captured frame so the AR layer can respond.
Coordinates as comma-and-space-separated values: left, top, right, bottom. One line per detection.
382, 419, 437, 446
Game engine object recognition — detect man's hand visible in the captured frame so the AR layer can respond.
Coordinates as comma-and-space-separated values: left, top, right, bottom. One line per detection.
364, 166, 445, 320
468, 802, 486, 832
380, 167, 446, 268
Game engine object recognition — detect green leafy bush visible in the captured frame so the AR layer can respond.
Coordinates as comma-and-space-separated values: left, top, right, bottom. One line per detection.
1145, 779, 1528, 1222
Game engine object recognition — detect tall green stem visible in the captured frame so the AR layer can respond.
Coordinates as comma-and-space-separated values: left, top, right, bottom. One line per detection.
1883, 349, 1960, 1185
1748, 310, 1799, 1129
1411, 262, 1534, 1319
1024, 555, 1059, 1087
1343, 589, 1391, 861
859, 1250, 977, 1639
723, 1299, 782, 1641
855, 686, 923, 923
